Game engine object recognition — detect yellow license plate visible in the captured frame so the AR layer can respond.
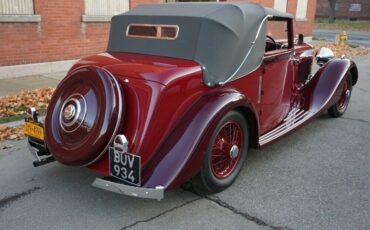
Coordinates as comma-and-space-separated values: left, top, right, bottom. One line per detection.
24, 122, 44, 140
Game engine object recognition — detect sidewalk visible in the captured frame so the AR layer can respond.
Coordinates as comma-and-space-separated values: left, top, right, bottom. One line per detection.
0, 71, 65, 97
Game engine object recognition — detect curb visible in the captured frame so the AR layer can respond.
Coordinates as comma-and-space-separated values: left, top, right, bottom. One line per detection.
0, 59, 77, 79
1, 116, 45, 128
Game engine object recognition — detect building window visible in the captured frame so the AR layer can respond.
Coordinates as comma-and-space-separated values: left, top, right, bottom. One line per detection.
335, 3, 340, 11
274, 0, 287, 13
349, 4, 361, 12
296, 0, 308, 21
82, 0, 129, 22
0, 0, 41, 22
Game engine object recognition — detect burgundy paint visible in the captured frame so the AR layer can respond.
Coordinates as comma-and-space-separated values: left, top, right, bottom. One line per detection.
48, 31, 357, 190
45, 67, 124, 166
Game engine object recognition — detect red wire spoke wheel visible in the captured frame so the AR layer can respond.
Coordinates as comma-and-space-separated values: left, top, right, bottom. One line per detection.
328, 72, 352, 117
197, 110, 248, 193
211, 121, 243, 179
337, 74, 351, 112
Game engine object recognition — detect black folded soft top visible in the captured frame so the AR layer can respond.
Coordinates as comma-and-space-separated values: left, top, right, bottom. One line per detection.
107, 3, 292, 86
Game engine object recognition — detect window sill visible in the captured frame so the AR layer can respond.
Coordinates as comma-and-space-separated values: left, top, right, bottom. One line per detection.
295, 18, 308, 22
81, 15, 112, 22
0, 14, 41, 23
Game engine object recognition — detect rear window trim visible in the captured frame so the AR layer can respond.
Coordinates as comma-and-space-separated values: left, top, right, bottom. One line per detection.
125, 24, 179, 40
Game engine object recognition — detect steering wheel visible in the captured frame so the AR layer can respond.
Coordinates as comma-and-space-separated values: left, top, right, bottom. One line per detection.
266, 35, 277, 51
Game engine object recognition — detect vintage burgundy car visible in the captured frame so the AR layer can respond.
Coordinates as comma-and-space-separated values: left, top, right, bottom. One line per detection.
24, 3, 358, 200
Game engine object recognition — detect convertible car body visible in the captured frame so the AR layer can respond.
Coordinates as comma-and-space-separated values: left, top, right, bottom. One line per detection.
24, 3, 358, 200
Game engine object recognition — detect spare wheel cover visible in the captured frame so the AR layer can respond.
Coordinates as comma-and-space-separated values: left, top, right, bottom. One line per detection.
45, 66, 124, 166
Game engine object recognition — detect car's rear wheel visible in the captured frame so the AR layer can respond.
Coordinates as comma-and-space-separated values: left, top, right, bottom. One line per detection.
194, 111, 248, 194
328, 72, 352, 118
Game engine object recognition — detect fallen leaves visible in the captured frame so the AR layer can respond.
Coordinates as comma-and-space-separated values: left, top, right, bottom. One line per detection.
313, 42, 369, 58
0, 87, 55, 118
0, 87, 54, 141
0, 125, 25, 141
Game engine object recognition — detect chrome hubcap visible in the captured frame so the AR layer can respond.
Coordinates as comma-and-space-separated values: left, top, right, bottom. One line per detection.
63, 104, 76, 120
345, 89, 350, 97
59, 93, 87, 133
230, 145, 239, 159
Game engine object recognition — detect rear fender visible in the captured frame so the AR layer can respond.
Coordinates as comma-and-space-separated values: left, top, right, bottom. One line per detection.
142, 89, 258, 189
306, 58, 357, 114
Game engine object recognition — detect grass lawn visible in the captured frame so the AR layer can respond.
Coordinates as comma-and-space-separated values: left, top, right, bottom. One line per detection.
315, 18, 370, 31
0, 114, 25, 124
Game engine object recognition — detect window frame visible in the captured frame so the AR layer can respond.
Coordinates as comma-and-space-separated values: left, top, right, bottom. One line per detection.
0, 0, 41, 23
264, 17, 293, 55
126, 24, 180, 40
273, 0, 287, 13
82, 0, 130, 22
296, 0, 308, 21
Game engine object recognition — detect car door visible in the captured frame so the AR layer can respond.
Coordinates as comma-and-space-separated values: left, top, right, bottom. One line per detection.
259, 18, 294, 134
292, 46, 314, 89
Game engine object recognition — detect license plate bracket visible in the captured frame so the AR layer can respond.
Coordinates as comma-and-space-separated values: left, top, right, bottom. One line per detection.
109, 147, 141, 186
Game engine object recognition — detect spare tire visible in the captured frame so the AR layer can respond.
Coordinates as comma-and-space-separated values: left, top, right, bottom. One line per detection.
45, 66, 124, 166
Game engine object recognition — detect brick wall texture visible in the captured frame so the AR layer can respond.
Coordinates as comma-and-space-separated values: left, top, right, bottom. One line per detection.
316, 0, 370, 19
0, 0, 316, 66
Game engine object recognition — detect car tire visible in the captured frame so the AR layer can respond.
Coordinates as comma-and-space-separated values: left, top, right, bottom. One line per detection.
194, 110, 248, 194
328, 72, 353, 118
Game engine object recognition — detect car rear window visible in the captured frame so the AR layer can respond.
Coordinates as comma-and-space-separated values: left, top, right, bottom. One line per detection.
126, 24, 179, 40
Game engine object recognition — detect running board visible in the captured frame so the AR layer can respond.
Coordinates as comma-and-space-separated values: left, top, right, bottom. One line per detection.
259, 108, 314, 146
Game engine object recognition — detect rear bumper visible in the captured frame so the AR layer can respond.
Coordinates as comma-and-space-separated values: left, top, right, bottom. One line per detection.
92, 178, 164, 200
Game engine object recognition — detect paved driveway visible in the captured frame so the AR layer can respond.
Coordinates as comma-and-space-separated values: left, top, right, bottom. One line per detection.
1, 55, 369, 230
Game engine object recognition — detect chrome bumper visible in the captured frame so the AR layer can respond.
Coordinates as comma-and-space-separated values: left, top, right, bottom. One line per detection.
92, 178, 165, 201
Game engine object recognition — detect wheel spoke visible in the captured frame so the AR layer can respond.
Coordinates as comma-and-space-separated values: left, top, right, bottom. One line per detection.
211, 120, 244, 179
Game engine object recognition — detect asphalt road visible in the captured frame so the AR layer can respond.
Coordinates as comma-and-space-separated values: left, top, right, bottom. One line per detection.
1, 55, 370, 230
313, 29, 370, 48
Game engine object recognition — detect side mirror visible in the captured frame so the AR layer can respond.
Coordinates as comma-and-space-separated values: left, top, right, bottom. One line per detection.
297, 34, 304, 45
316, 47, 334, 66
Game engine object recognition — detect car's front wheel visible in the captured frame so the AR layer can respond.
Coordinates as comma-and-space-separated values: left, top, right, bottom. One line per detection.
194, 110, 248, 194
328, 72, 353, 118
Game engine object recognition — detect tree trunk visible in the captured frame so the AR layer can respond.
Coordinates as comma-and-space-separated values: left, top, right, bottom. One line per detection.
328, 0, 336, 23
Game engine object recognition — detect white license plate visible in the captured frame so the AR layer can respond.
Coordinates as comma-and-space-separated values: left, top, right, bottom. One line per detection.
109, 147, 141, 186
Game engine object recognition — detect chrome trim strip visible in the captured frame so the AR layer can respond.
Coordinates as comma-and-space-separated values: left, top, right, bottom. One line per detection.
257, 75, 262, 104
83, 68, 123, 167
92, 178, 164, 201
218, 15, 272, 85
260, 109, 305, 140
259, 111, 308, 142
259, 111, 312, 145
283, 109, 304, 122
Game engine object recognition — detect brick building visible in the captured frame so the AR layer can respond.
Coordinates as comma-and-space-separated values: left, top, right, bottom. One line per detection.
0, 0, 317, 68
316, 0, 370, 20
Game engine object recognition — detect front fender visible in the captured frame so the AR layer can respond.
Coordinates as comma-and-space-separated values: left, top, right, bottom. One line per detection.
142, 89, 258, 189
307, 58, 357, 114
